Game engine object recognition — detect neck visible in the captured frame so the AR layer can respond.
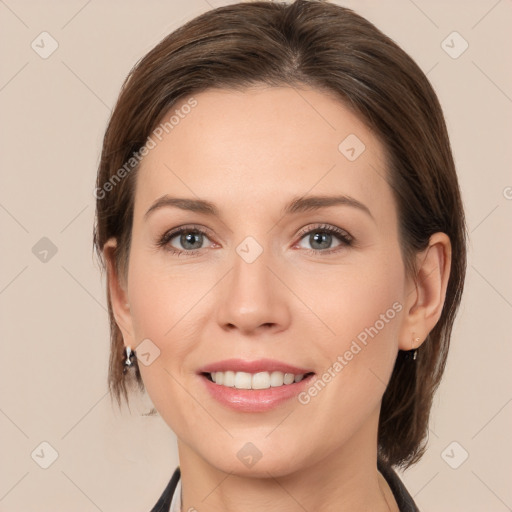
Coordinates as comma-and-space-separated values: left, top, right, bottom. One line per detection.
176, 415, 398, 512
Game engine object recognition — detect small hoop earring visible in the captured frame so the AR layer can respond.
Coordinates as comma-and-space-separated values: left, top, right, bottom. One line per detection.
404, 335, 421, 361
123, 346, 135, 374
413, 336, 420, 359
403, 348, 418, 361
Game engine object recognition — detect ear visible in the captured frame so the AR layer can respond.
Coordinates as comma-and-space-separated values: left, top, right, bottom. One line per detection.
103, 238, 136, 349
398, 232, 452, 351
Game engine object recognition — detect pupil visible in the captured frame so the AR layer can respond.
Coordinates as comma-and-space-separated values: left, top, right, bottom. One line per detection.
311, 232, 331, 250
182, 231, 202, 250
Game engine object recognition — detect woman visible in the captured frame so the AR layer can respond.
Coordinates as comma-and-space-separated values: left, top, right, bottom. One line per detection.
93, 1, 467, 510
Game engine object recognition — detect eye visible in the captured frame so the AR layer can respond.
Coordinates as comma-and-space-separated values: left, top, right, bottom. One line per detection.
295, 224, 353, 254
156, 225, 214, 256
156, 223, 354, 257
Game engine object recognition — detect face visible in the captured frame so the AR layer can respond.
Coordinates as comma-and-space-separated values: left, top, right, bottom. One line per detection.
117, 86, 413, 477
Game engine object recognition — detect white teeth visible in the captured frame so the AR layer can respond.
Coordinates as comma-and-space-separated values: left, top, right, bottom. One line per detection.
270, 371, 284, 387
283, 373, 295, 385
223, 371, 235, 387
210, 371, 307, 389
252, 372, 271, 389
234, 372, 252, 389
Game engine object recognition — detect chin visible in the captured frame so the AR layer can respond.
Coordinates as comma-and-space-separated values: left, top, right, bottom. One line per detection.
214, 455, 302, 479
190, 436, 309, 478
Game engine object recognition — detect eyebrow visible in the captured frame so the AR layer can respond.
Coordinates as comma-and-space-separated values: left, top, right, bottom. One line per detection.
144, 194, 374, 221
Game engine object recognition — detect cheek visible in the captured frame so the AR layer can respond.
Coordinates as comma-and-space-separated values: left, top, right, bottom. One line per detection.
291, 249, 405, 419
124, 248, 213, 425
126, 245, 198, 342
295, 252, 405, 352
288, 260, 404, 446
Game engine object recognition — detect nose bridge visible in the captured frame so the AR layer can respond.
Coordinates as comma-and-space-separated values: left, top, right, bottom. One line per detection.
216, 235, 290, 333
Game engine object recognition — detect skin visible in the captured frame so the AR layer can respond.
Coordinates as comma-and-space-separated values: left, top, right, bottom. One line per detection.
104, 86, 451, 512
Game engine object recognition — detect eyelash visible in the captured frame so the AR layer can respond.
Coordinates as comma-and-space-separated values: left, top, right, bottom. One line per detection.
156, 223, 354, 257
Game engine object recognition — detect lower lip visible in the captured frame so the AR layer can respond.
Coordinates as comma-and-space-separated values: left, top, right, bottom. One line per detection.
200, 374, 315, 412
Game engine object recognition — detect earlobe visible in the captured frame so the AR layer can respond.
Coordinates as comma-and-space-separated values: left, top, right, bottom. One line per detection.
103, 238, 135, 347
399, 232, 452, 351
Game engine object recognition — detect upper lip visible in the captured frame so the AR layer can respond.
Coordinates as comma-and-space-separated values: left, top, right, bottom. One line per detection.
198, 358, 314, 375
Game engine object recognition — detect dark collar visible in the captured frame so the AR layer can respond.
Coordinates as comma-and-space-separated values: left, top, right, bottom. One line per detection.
377, 458, 419, 512
150, 467, 181, 512
150, 462, 419, 512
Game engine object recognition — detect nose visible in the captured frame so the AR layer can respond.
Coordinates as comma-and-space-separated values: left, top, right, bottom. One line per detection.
216, 245, 291, 336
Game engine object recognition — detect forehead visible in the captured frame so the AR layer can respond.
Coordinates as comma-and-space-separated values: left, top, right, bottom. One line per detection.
134, 86, 393, 220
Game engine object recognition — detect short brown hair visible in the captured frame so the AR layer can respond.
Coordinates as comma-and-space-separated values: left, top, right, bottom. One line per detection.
93, 0, 467, 469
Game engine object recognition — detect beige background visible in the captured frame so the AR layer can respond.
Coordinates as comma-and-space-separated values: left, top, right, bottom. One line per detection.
1, 0, 511, 510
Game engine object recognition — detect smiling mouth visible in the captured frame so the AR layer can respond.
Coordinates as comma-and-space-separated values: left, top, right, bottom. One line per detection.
202, 371, 315, 390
